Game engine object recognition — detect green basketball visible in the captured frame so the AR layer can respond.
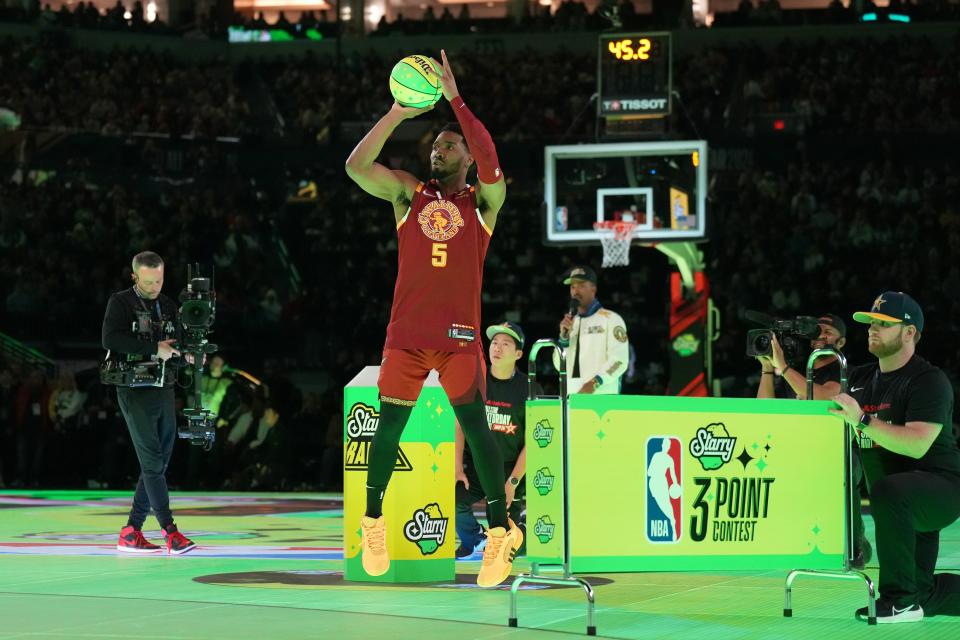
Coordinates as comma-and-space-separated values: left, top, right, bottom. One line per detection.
389, 55, 442, 109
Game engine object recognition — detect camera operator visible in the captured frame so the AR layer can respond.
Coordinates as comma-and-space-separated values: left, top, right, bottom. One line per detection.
755, 313, 871, 568
756, 314, 846, 401
101, 251, 195, 555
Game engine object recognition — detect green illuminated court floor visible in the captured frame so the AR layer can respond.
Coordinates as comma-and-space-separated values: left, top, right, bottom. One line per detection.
1, 491, 958, 639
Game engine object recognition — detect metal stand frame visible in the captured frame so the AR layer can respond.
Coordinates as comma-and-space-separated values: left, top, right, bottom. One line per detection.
783, 348, 877, 624
507, 339, 597, 636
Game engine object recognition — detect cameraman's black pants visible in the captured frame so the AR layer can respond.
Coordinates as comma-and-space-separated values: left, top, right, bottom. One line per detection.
868, 469, 960, 614
117, 387, 177, 529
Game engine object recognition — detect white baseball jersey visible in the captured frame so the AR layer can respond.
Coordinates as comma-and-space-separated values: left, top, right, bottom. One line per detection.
554, 302, 629, 394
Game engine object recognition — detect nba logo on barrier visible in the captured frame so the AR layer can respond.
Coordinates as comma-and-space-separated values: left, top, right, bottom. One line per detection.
646, 436, 683, 543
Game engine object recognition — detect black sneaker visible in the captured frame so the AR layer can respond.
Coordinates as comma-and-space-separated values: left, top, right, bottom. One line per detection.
856, 601, 923, 624
455, 544, 474, 558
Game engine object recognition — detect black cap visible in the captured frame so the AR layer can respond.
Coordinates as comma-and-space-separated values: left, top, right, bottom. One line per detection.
562, 265, 597, 285
853, 292, 924, 333
486, 321, 525, 350
818, 314, 847, 338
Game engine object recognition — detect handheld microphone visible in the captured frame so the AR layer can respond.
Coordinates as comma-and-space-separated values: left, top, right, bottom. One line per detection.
568, 298, 580, 317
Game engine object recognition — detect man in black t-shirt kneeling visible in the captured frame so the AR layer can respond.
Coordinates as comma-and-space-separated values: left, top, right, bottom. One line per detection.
454, 321, 540, 558
832, 292, 960, 623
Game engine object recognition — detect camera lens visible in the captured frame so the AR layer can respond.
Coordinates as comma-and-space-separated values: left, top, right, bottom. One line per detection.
752, 333, 771, 353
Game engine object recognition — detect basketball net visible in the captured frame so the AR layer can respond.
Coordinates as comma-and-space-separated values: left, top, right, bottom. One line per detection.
593, 221, 638, 267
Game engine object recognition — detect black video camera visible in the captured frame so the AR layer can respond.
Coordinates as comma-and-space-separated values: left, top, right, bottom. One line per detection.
177, 264, 219, 451
745, 311, 822, 364
178, 270, 216, 353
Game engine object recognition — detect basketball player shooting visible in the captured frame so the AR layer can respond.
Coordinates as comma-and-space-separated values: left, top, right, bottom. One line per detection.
344, 50, 522, 587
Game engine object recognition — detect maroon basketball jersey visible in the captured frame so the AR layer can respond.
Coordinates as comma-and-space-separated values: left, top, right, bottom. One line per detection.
385, 180, 491, 352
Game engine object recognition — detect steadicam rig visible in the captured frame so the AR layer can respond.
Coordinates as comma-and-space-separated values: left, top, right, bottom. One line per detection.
177, 264, 219, 451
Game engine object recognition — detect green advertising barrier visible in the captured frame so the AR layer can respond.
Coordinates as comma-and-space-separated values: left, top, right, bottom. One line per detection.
526, 395, 846, 572
525, 399, 565, 566
343, 367, 455, 582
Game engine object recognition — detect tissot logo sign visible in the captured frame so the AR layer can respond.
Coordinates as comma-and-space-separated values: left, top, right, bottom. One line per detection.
602, 98, 668, 113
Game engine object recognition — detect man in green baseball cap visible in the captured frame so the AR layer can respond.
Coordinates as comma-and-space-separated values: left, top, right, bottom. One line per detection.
830, 292, 960, 623
852, 291, 924, 335
454, 320, 538, 558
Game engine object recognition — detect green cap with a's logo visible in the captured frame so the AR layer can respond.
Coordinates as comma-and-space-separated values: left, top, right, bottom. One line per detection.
485, 321, 525, 350
853, 291, 924, 333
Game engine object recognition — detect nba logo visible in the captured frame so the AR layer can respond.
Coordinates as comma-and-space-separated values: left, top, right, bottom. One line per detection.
646, 436, 683, 543
555, 206, 568, 232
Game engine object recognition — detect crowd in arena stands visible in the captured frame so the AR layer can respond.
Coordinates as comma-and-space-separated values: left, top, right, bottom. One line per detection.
0, 168, 348, 491
4, 0, 960, 41
676, 35, 960, 137
708, 157, 960, 398
0, 354, 344, 491
6, 33, 958, 144
720, 0, 960, 27
2, 30, 960, 489
0, 174, 290, 353
0, 1, 176, 32
0, 35, 251, 137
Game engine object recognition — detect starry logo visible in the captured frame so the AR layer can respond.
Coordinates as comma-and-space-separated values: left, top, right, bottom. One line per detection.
688, 423, 737, 471
403, 503, 448, 555
533, 467, 555, 496
534, 516, 556, 544
672, 333, 700, 357
533, 419, 554, 448
344, 403, 413, 472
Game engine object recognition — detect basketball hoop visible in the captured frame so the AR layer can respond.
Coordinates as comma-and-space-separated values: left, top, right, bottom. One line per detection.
593, 220, 638, 267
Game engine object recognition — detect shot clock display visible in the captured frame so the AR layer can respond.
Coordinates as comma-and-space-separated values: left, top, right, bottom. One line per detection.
597, 32, 672, 118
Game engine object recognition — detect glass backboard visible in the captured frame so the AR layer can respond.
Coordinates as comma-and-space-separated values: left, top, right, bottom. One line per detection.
545, 141, 707, 244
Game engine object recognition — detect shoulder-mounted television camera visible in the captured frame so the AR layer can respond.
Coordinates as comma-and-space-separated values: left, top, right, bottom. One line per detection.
745, 310, 821, 365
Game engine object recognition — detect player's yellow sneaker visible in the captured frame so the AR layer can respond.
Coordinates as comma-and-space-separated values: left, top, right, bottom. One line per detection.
361, 515, 390, 576
477, 519, 523, 587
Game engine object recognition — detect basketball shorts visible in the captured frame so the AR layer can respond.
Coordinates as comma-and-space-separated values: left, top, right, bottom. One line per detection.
378, 348, 486, 407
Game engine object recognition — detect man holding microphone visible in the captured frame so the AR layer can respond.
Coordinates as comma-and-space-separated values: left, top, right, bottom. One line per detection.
556, 266, 629, 394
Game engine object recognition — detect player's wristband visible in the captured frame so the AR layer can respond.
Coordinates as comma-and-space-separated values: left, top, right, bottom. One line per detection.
593, 375, 603, 386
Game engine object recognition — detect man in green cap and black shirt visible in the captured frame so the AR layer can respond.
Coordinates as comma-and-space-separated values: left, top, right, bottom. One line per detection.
454, 321, 540, 557
831, 291, 960, 623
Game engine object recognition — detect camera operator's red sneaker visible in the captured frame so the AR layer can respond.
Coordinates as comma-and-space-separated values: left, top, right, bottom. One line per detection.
162, 524, 196, 555
117, 526, 162, 553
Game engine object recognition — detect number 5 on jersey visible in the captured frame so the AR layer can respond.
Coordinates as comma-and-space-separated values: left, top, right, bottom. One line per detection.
432, 243, 447, 268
